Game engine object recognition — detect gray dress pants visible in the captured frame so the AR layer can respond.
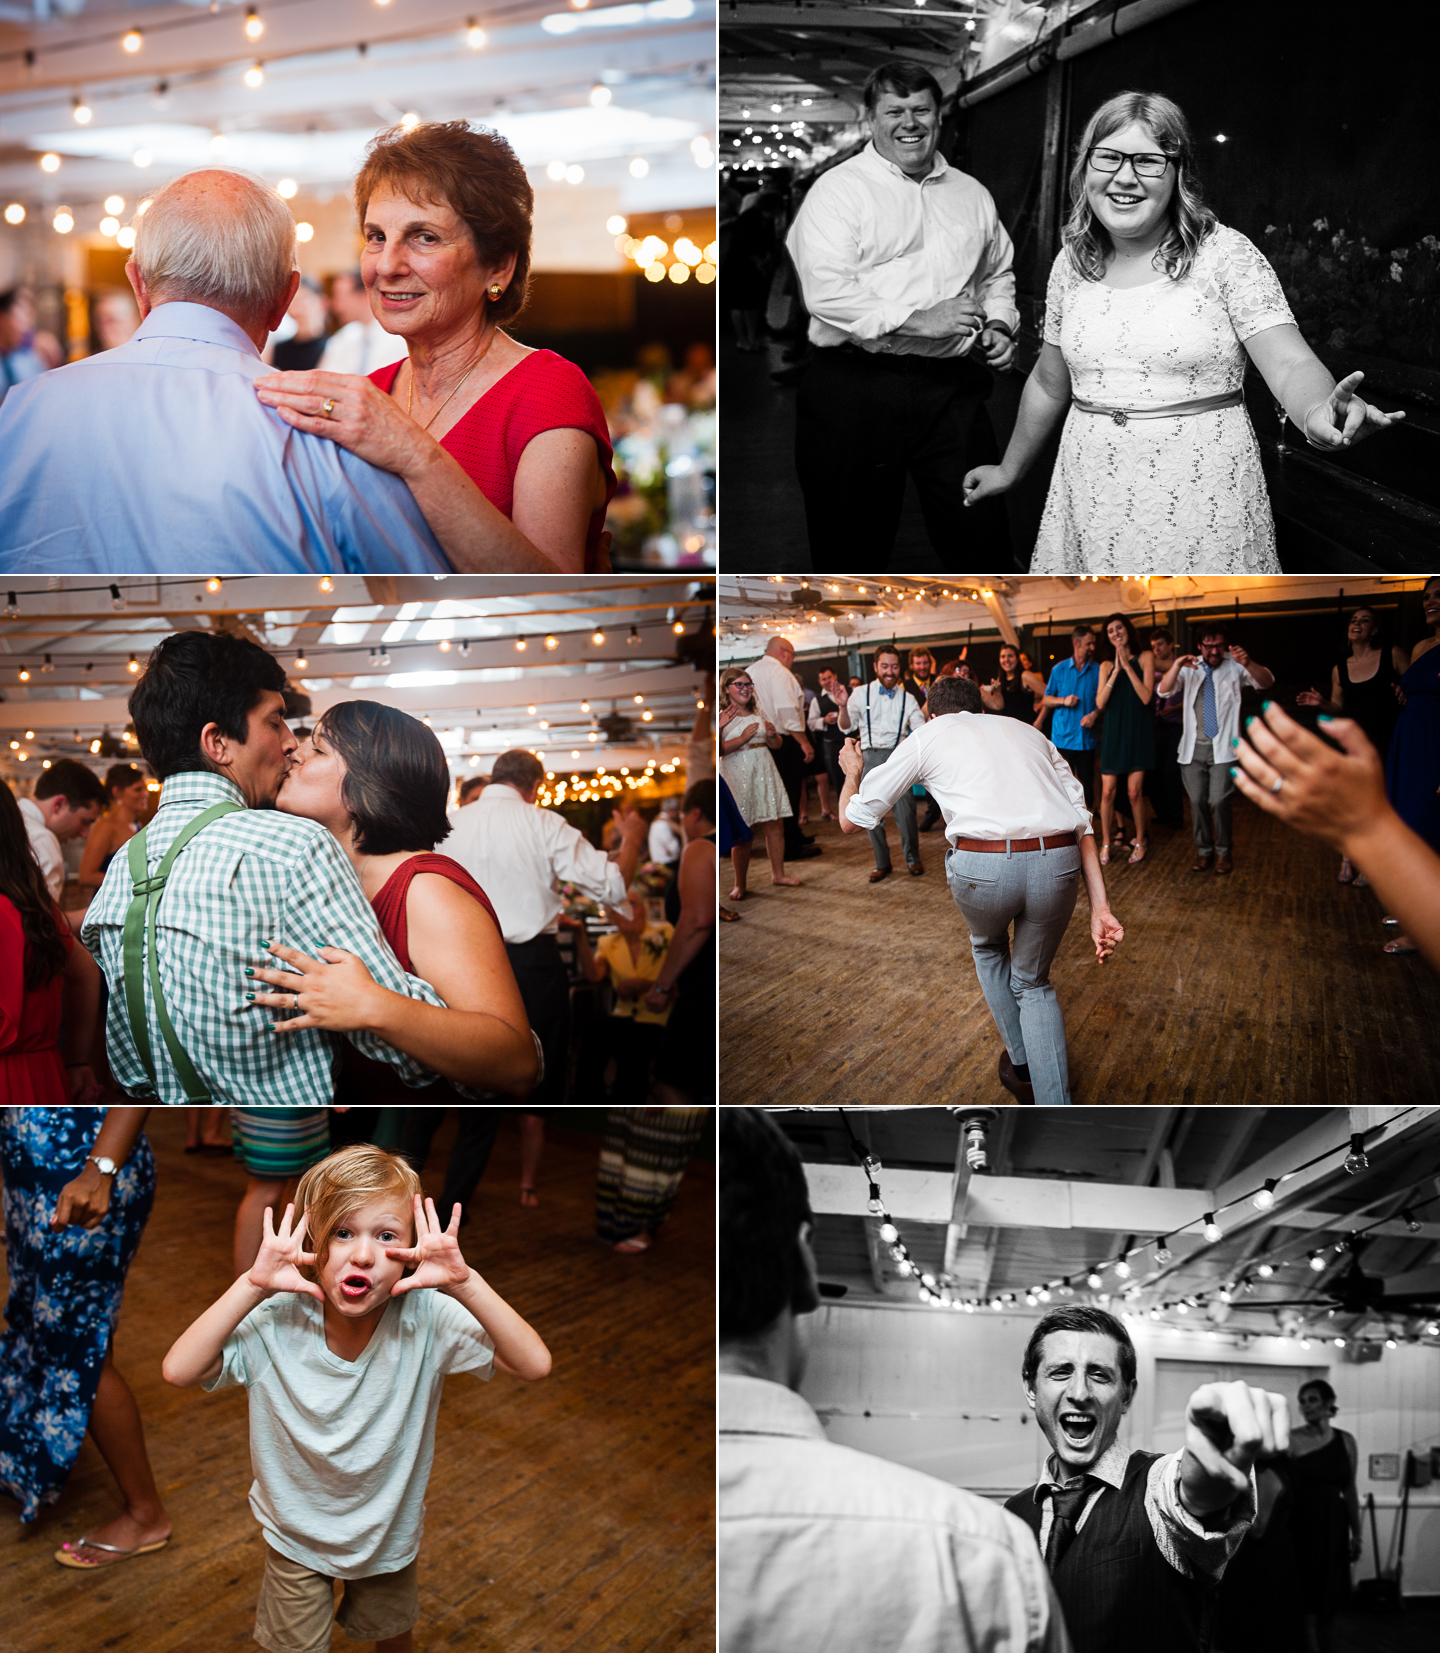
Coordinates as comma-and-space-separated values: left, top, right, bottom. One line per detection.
1181, 734, 1234, 856
944, 840, 1083, 1106
861, 746, 918, 871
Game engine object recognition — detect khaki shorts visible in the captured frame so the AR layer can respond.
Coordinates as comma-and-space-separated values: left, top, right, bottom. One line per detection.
254, 1541, 419, 1654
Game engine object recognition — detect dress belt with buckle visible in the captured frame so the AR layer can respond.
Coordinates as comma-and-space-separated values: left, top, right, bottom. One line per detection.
1071, 388, 1244, 426
950, 833, 1078, 853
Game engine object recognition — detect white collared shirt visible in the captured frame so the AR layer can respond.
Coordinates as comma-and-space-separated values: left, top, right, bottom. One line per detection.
747, 653, 806, 736
720, 1373, 1066, 1653
787, 141, 1020, 357
846, 711, 1093, 844
444, 782, 628, 945
18, 795, 65, 903
318, 317, 407, 378
1029, 1439, 1255, 1582
840, 680, 925, 750
1173, 658, 1262, 764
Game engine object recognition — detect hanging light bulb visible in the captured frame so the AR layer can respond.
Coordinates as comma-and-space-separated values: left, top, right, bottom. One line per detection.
1202, 1213, 1223, 1243
1309, 1250, 1327, 1271
127, 654, 139, 674
878, 1222, 897, 1243
294, 651, 308, 671
1402, 1210, 1421, 1233
627, 625, 641, 645
1153, 1237, 1172, 1264
1343, 1133, 1369, 1175
515, 636, 528, 651
1253, 1178, 1279, 1211
1257, 1262, 1274, 1277
1114, 1259, 1132, 1279
110, 583, 125, 611
1057, 1277, 1073, 1298
319, 575, 333, 593
1086, 1268, 1103, 1290
244, 7, 264, 38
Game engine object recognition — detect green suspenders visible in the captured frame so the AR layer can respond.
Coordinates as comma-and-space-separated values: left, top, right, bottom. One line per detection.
121, 799, 243, 1103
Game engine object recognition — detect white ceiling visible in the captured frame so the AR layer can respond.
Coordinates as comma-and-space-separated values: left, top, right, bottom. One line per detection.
0, 572, 715, 780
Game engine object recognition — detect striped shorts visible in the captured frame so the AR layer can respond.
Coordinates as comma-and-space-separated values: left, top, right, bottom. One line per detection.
230, 1109, 332, 1178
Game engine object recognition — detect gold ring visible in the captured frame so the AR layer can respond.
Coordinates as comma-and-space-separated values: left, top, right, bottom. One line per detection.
321, 397, 336, 418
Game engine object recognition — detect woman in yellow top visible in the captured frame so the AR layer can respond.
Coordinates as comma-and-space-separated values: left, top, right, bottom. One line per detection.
560, 886, 672, 1105
75, 764, 149, 903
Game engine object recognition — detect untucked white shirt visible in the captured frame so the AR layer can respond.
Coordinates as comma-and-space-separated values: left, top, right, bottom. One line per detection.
445, 781, 628, 944
648, 816, 683, 863
788, 142, 1020, 358
1171, 658, 1263, 764
319, 317, 407, 379
747, 653, 806, 736
845, 711, 1093, 845
205, 1287, 493, 1577
18, 796, 64, 903
719, 1373, 1066, 1653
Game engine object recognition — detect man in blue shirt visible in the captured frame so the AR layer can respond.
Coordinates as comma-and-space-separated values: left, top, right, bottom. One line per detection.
1040, 626, 1100, 808
0, 169, 448, 574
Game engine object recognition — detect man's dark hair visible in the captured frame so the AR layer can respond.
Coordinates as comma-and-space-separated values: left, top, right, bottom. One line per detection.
491, 748, 545, 793
681, 777, 715, 823
1149, 627, 1175, 645
1198, 622, 1229, 644
33, 758, 106, 810
318, 701, 452, 856
1022, 1305, 1137, 1391
863, 61, 943, 115
721, 1108, 817, 1340
1071, 624, 1094, 642
129, 631, 287, 781
873, 647, 901, 667
926, 675, 983, 717
457, 776, 486, 805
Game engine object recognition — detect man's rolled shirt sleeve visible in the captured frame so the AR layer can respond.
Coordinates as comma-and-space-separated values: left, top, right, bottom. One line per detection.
787, 189, 920, 341
544, 813, 632, 916
1144, 1450, 1256, 1580
845, 738, 925, 833
977, 199, 1020, 336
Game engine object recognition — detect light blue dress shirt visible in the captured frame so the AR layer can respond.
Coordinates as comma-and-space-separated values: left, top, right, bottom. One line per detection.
0, 301, 449, 573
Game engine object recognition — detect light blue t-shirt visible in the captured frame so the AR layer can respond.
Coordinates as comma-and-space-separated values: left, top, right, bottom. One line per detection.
205, 1286, 493, 1577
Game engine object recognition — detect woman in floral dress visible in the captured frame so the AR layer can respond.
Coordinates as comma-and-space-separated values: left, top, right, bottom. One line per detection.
0, 1107, 168, 1569
963, 91, 1404, 572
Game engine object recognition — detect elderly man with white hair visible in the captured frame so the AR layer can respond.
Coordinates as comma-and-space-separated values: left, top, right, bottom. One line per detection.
0, 168, 448, 572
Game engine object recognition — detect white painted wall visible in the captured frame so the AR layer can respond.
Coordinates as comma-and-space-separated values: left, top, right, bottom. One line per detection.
799, 1302, 1440, 1597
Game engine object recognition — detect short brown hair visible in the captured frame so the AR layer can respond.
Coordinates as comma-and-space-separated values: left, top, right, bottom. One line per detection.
293, 1143, 423, 1283
491, 748, 545, 792
318, 700, 452, 856
34, 758, 106, 810
354, 121, 532, 325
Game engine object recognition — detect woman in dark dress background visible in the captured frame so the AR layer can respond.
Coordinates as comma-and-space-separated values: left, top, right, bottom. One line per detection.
1287, 1379, 1361, 1652
1214, 1452, 1304, 1652
1382, 576, 1440, 954
983, 643, 1045, 724
1296, 605, 1408, 885
1094, 613, 1156, 865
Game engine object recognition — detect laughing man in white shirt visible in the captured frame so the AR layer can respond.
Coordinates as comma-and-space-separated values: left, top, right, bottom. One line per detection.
787, 61, 1019, 572
838, 673, 1123, 1106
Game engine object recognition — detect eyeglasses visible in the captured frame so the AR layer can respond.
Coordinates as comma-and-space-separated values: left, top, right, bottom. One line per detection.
1087, 146, 1173, 178
731, 680, 753, 689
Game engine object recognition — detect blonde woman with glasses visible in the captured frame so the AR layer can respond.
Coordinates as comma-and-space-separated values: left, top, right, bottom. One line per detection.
719, 666, 801, 899
964, 91, 1404, 573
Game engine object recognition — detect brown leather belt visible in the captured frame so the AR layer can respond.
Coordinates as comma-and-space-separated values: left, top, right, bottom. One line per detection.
950, 833, 1078, 853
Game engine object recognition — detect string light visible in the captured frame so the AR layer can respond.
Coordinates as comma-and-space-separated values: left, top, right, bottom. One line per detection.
1344, 1133, 1370, 1175
1153, 1237, 1172, 1264
1202, 1213, 1222, 1243
1253, 1178, 1279, 1211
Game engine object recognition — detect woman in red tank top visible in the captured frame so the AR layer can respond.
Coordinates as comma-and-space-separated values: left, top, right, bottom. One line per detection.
255, 701, 538, 1101
254, 122, 615, 574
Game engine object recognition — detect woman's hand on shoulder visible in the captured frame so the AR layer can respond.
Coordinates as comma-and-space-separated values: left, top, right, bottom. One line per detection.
248, 939, 389, 1034
254, 367, 433, 479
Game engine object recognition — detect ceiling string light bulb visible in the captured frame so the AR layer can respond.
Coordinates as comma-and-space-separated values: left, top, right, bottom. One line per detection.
1253, 1178, 1279, 1211
1202, 1213, 1223, 1243
1343, 1133, 1369, 1175
1153, 1237, 1172, 1265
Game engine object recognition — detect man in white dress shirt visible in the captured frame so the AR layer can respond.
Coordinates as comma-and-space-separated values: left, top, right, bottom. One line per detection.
840, 646, 926, 883
318, 271, 406, 378
446, 747, 647, 1106
1156, 625, 1274, 875
19, 760, 106, 906
787, 61, 1019, 572
747, 637, 818, 862
839, 674, 1123, 1106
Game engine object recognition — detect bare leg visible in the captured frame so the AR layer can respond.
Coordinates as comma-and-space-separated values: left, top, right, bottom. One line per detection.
376, 1631, 414, 1652
816, 774, 834, 815
1127, 774, 1147, 857
202, 1105, 231, 1146
797, 776, 809, 825
184, 1107, 204, 1150
519, 1112, 543, 1206
764, 821, 801, 888
729, 842, 751, 900
61, 1346, 171, 1563
1098, 775, 1118, 856
233, 1175, 296, 1278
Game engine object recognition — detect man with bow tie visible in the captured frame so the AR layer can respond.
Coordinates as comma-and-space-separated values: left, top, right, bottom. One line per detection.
1007, 1305, 1289, 1652
839, 646, 926, 883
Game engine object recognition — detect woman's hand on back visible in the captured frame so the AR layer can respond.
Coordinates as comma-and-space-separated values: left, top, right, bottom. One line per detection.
254, 369, 432, 480
248, 939, 390, 1034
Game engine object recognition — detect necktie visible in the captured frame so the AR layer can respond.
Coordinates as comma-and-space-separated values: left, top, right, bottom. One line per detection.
1043, 1479, 1096, 1571
1202, 664, 1219, 740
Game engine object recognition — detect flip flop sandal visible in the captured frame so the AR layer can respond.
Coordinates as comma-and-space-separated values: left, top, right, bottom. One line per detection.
56, 1535, 170, 1570
1352, 873, 1370, 888
1099, 845, 1111, 865
614, 1234, 652, 1253
719, 908, 741, 922
1383, 941, 1419, 955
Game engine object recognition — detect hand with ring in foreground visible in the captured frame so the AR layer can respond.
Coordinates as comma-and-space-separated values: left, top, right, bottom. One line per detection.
253, 368, 430, 479
246, 939, 390, 1034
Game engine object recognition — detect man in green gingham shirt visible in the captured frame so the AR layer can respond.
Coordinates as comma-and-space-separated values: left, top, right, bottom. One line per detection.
82, 630, 442, 1105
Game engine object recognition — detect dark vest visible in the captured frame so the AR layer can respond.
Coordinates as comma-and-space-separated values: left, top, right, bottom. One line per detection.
815, 690, 842, 746
1005, 1450, 1216, 1653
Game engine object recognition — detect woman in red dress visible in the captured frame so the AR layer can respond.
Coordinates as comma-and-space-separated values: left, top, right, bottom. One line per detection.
251, 701, 538, 1102
254, 122, 616, 574
1, 784, 102, 1106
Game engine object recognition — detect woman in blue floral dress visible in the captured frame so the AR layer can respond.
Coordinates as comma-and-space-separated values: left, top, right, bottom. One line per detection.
0, 1106, 170, 1568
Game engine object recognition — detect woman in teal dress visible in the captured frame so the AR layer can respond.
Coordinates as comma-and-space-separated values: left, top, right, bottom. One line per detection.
1095, 613, 1157, 864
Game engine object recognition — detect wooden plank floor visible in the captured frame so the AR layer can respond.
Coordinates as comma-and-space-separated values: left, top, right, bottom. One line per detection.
720, 802, 1440, 1108
0, 1112, 715, 1653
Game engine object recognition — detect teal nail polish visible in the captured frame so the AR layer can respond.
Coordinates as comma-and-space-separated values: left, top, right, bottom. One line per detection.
1317, 714, 1335, 723
1244, 716, 1255, 729
1262, 700, 1273, 713
246, 993, 255, 1002
1230, 736, 1240, 749
245, 967, 254, 977
259, 939, 269, 947
1229, 766, 1238, 778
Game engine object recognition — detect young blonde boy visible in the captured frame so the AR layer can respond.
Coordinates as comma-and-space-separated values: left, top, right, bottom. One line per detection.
164, 1143, 550, 1654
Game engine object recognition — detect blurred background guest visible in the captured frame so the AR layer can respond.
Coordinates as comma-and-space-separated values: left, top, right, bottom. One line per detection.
92, 289, 141, 353
1382, 576, 1440, 954
75, 764, 149, 907
1146, 628, 1187, 832
565, 888, 673, 1104
318, 269, 406, 377
267, 276, 330, 373
595, 1105, 709, 1253
1287, 1379, 1361, 1653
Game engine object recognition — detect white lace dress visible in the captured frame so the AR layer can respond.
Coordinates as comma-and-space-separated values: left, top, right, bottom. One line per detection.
1030, 225, 1295, 573
719, 715, 793, 825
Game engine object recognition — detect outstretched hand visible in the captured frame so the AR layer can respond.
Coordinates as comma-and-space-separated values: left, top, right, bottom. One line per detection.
385, 1194, 472, 1294
1185, 1381, 1290, 1507
1303, 371, 1405, 450
1231, 700, 1387, 850
248, 1203, 325, 1302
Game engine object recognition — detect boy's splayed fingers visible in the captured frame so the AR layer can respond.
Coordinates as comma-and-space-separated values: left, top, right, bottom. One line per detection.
386, 1194, 471, 1294
249, 1202, 326, 1303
